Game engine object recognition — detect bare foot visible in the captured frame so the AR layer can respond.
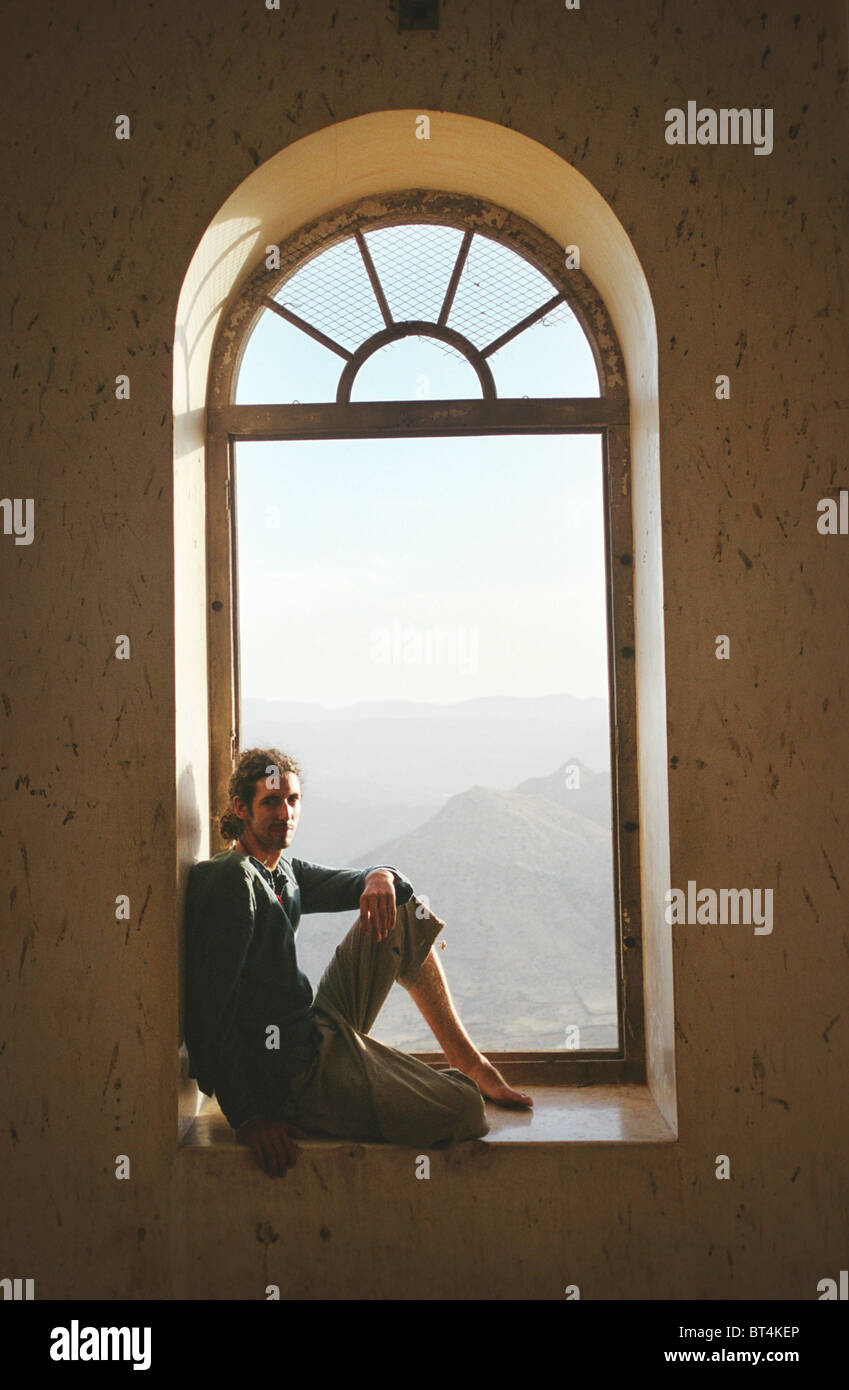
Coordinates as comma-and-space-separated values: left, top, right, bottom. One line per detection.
461, 1055, 533, 1109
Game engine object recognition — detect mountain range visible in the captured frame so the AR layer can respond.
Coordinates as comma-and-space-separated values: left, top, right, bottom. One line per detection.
292, 758, 618, 1054
243, 692, 612, 864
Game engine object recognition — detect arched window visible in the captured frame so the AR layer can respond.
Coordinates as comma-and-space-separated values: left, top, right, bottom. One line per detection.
204, 190, 643, 1082
233, 219, 600, 403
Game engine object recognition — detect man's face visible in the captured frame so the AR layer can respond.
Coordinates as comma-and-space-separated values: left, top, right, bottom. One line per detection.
234, 770, 301, 856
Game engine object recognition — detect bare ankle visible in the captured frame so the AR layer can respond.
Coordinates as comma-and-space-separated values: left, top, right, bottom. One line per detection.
446, 1046, 484, 1073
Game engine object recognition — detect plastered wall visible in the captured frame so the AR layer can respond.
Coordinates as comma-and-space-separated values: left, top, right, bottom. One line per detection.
1, 0, 846, 1300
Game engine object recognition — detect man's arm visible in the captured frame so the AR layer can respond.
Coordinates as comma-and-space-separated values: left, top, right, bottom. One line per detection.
292, 859, 414, 915
357, 867, 399, 942
184, 864, 267, 1129
366, 864, 415, 905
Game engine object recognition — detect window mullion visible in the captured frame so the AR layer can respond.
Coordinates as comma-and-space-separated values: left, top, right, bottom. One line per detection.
354, 229, 394, 327
437, 228, 473, 326
480, 292, 567, 359
261, 296, 352, 361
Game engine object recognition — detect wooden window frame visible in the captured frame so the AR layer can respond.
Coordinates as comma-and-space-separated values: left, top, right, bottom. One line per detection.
205, 190, 645, 1085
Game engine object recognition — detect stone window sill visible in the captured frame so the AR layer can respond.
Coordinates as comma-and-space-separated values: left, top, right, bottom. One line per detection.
181, 1083, 676, 1151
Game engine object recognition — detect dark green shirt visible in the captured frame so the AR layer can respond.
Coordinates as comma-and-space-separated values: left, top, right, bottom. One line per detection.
184, 848, 414, 1129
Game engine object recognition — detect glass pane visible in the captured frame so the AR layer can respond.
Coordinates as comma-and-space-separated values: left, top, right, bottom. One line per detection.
448, 231, 558, 350
234, 435, 619, 1054
350, 335, 483, 401
272, 236, 384, 351
235, 309, 342, 404
234, 223, 603, 402
363, 223, 465, 323
489, 300, 600, 397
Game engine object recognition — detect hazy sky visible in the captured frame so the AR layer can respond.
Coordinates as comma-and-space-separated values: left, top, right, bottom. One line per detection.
234, 225, 611, 707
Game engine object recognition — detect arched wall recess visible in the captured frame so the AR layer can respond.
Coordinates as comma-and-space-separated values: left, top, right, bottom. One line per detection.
173, 111, 675, 1135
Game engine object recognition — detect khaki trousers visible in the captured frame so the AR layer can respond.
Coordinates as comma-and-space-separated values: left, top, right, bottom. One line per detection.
279, 895, 489, 1147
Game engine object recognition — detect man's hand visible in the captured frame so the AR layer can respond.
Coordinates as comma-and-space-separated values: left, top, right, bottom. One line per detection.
236, 1117, 307, 1177
359, 869, 397, 942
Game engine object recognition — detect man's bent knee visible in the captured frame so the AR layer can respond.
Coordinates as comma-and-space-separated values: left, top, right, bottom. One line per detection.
446, 1078, 489, 1143
396, 896, 445, 989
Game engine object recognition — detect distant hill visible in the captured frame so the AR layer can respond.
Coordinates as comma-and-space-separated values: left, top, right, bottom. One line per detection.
294, 769, 618, 1053
242, 693, 611, 862
244, 693, 611, 727
515, 759, 612, 829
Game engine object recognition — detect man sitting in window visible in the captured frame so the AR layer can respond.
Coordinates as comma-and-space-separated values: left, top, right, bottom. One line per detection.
184, 747, 532, 1175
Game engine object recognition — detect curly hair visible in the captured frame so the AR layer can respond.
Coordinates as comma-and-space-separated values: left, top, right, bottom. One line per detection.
219, 747, 303, 845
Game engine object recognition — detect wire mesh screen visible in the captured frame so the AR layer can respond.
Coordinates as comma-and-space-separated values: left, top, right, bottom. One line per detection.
363, 223, 465, 324
273, 237, 385, 351
250, 220, 599, 395
448, 231, 561, 350
273, 224, 562, 353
